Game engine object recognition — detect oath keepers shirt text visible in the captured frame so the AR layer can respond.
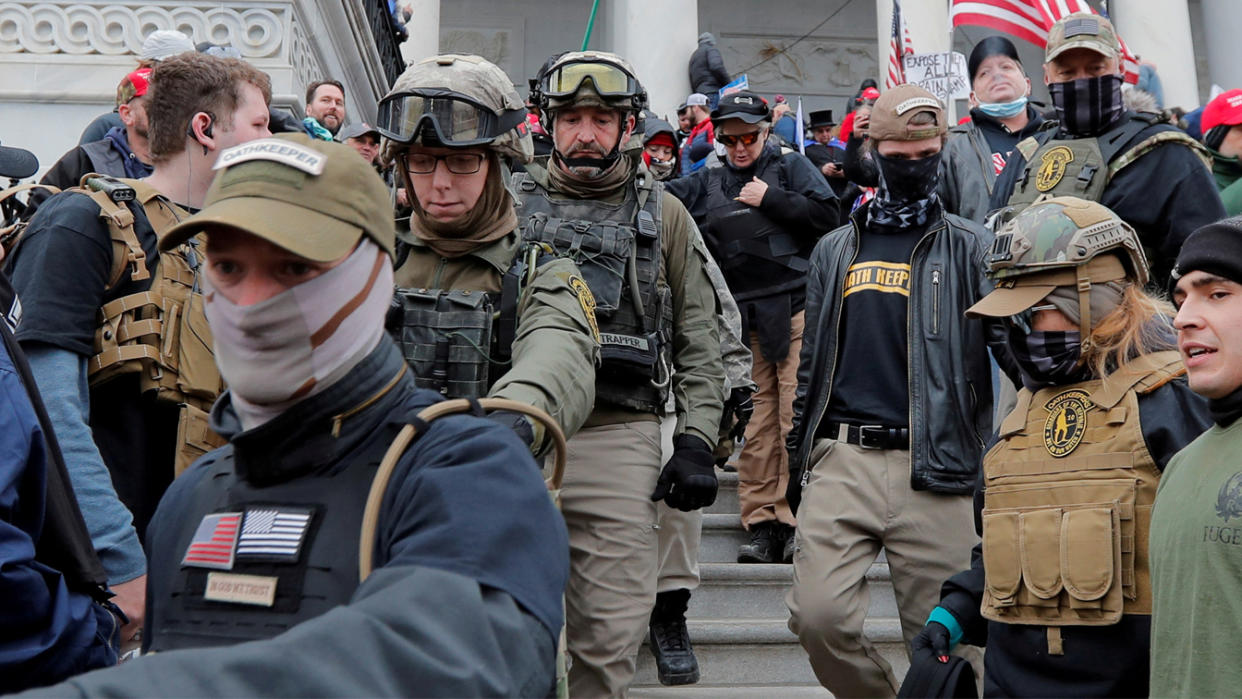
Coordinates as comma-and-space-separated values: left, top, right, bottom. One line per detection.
824, 224, 923, 429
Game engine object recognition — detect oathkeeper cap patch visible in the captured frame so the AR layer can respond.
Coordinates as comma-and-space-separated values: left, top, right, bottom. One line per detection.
213, 138, 327, 175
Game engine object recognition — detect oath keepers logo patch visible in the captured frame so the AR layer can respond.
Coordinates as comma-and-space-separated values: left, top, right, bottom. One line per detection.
1043, 389, 1092, 457
1035, 146, 1075, 192
568, 275, 601, 342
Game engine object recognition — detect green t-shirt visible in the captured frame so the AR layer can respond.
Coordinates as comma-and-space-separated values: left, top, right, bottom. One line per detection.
1150, 419, 1242, 697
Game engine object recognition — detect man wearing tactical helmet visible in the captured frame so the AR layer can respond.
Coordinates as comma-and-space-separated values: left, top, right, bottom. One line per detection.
911, 197, 1210, 697
519, 50, 725, 696
375, 54, 600, 455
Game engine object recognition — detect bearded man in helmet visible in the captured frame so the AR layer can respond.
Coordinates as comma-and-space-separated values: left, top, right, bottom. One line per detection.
518, 50, 725, 696
910, 197, 1210, 697
376, 53, 599, 453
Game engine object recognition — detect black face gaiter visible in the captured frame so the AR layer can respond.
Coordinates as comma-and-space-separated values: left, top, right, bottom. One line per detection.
868, 151, 942, 231
1009, 328, 1093, 390
1048, 74, 1126, 137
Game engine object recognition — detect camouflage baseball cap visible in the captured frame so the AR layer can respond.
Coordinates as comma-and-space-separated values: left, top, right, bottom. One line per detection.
161, 133, 394, 261
869, 84, 946, 142
1045, 12, 1119, 62
966, 196, 1145, 318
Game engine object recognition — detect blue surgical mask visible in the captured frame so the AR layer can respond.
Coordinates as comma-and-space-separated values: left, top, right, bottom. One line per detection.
977, 96, 1028, 118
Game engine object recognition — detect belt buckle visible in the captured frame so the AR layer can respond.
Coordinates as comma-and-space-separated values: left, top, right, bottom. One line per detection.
857, 425, 887, 450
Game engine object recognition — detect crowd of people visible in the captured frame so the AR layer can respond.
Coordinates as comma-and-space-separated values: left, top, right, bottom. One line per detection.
2, 12, 1242, 698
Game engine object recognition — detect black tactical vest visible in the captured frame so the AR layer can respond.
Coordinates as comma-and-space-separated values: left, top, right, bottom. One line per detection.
146, 431, 396, 651
704, 156, 812, 302
512, 171, 669, 413
388, 246, 541, 400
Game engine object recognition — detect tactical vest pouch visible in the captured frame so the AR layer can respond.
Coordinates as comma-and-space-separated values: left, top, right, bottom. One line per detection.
524, 212, 632, 316
392, 287, 494, 399
981, 477, 1132, 626
80, 176, 227, 473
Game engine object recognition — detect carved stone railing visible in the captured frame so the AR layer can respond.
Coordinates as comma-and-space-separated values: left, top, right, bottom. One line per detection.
0, 1, 391, 173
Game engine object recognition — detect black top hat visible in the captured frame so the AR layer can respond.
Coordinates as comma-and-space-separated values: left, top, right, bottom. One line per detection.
808, 109, 835, 128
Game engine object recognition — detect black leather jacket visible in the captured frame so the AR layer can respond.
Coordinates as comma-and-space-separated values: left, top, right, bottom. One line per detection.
789, 205, 1013, 494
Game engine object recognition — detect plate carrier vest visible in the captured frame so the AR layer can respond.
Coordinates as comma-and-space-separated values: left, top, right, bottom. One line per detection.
980, 351, 1184, 652
512, 167, 670, 413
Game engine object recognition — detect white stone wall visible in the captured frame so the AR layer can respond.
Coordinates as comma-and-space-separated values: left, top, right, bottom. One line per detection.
0, 0, 387, 178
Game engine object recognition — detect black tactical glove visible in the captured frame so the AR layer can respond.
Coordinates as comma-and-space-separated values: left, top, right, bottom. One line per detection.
786, 464, 802, 516
651, 434, 718, 512
722, 387, 755, 442
910, 620, 951, 668
486, 410, 536, 452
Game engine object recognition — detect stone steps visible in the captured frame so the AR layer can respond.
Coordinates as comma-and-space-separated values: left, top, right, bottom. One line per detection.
634, 618, 909, 688
630, 463, 907, 692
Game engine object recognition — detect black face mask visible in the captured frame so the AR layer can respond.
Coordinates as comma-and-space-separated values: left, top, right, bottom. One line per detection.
874, 151, 942, 203
1008, 328, 1091, 389
868, 151, 942, 231
1048, 74, 1126, 137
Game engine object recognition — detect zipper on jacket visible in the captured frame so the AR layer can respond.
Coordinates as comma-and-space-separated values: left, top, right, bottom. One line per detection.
803, 223, 860, 483
431, 257, 447, 288
930, 266, 942, 335
905, 223, 943, 482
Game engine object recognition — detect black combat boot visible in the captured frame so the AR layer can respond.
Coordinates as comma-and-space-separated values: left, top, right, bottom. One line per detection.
648, 588, 700, 685
737, 521, 783, 563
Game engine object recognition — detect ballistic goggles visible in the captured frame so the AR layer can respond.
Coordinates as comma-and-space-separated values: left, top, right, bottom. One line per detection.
376, 89, 526, 146
540, 59, 640, 100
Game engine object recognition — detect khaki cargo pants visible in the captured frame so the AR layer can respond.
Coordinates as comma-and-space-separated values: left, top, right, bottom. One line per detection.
561, 421, 663, 698
656, 414, 701, 594
786, 436, 981, 698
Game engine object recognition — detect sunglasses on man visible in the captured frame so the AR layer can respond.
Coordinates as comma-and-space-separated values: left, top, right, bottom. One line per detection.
717, 131, 762, 147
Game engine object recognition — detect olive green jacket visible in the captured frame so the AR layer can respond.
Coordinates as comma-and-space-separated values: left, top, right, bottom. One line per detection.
394, 230, 600, 448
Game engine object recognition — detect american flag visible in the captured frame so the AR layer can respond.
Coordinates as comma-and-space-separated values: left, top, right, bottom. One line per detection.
950, 0, 1141, 84
886, 0, 915, 89
236, 508, 312, 560
181, 512, 241, 570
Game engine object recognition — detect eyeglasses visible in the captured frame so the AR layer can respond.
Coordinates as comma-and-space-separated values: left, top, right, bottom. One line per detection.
377, 89, 525, 146
400, 152, 486, 175
541, 60, 639, 99
717, 131, 762, 148
1010, 303, 1060, 334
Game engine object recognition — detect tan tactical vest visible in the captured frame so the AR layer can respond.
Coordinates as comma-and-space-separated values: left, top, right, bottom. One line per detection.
1008, 126, 1212, 212
80, 176, 226, 476
980, 351, 1184, 640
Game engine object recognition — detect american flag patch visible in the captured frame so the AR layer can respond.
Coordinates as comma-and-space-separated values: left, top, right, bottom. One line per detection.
181, 512, 241, 570
235, 507, 313, 562
992, 152, 1008, 175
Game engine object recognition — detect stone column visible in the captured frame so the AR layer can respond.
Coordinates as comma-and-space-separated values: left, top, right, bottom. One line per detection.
1200, 0, 1242, 96
400, 0, 440, 66
1113, 0, 1199, 109
607, 0, 698, 121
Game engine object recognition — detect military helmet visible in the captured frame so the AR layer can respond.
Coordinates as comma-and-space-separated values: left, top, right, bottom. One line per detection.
531, 51, 647, 118
986, 196, 1148, 285
967, 197, 1148, 347
377, 54, 533, 164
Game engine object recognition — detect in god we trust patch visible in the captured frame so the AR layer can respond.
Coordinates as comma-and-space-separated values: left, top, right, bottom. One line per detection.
204, 572, 278, 607
213, 138, 326, 175
1043, 389, 1092, 458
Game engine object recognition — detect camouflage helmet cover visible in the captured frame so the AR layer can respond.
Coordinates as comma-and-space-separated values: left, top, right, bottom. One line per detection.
987, 196, 1148, 284
535, 50, 647, 115
967, 196, 1148, 321
382, 54, 533, 163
